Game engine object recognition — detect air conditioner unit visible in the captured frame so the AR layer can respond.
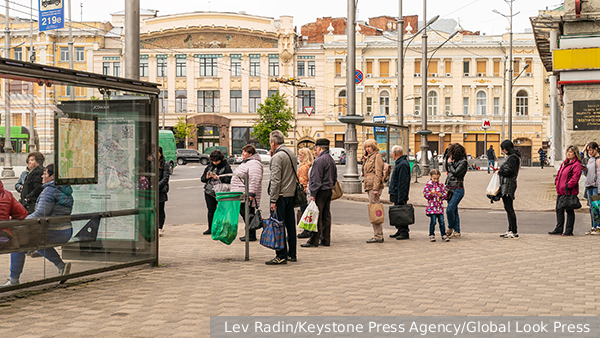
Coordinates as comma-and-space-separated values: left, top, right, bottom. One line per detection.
445, 111, 451, 115
430, 73, 437, 77
545, 103, 550, 107
544, 78, 550, 83
526, 73, 532, 77
477, 73, 484, 77
414, 73, 421, 77
414, 110, 420, 116
367, 111, 372, 116
446, 73, 451, 77
463, 73, 469, 77
366, 74, 373, 78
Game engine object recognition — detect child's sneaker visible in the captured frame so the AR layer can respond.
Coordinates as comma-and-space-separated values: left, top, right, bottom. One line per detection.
442, 235, 450, 242
429, 235, 436, 242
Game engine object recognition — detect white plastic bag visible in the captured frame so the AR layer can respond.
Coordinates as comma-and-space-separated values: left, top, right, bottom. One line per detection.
298, 201, 319, 232
213, 182, 230, 193
486, 172, 500, 196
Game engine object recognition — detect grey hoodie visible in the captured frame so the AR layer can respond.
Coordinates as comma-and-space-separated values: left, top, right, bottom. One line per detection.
584, 156, 600, 188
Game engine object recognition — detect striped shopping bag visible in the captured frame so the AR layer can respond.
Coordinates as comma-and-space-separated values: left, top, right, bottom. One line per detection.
260, 211, 285, 250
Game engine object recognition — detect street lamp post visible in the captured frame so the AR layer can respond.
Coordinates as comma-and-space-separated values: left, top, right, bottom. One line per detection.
398, 0, 403, 126
419, 0, 430, 176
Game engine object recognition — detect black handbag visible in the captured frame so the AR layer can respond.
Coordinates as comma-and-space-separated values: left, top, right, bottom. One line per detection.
557, 169, 582, 210
282, 150, 307, 208
445, 188, 454, 201
248, 199, 263, 231
389, 204, 415, 226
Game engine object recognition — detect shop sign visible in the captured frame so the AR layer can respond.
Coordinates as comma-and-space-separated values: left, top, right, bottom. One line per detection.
573, 100, 600, 130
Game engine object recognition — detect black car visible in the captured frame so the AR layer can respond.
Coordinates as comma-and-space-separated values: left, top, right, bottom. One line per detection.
42, 0, 61, 7
177, 149, 209, 165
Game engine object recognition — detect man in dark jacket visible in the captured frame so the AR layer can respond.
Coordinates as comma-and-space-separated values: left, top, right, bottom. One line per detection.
303, 138, 337, 248
388, 145, 411, 239
487, 145, 497, 174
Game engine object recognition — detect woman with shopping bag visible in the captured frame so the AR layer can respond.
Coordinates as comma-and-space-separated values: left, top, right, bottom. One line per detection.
362, 139, 385, 243
296, 148, 314, 239
498, 140, 522, 239
549, 145, 582, 236
231, 144, 263, 242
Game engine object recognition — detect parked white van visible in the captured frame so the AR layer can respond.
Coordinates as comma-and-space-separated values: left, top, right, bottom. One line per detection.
329, 147, 346, 164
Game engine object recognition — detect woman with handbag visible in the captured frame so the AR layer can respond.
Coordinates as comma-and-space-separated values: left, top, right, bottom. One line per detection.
201, 150, 232, 235
445, 143, 468, 239
231, 144, 263, 242
296, 148, 314, 239
549, 146, 582, 236
362, 139, 385, 243
498, 140, 522, 239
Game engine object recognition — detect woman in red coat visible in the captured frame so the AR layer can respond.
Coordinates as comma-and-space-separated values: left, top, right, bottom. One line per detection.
549, 145, 583, 236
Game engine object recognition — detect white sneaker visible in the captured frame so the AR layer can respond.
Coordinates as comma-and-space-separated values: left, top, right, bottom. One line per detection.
584, 228, 596, 235
450, 232, 461, 238
500, 231, 511, 238
446, 228, 454, 237
429, 236, 436, 242
1, 279, 19, 287
501, 231, 518, 239
59, 262, 71, 276
159, 229, 164, 237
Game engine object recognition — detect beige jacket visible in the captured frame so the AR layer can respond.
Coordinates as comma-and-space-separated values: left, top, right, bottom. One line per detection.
268, 145, 298, 202
362, 151, 384, 191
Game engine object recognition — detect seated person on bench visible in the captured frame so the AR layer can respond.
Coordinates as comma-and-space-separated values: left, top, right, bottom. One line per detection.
2, 164, 74, 287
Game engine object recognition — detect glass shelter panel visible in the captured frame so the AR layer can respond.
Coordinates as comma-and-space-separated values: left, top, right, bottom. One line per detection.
0, 65, 159, 291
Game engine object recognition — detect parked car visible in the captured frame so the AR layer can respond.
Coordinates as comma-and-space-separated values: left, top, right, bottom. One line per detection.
329, 147, 346, 164
42, 0, 61, 7
232, 154, 243, 164
256, 149, 271, 164
340, 153, 346, 165
177, 149, 209, 165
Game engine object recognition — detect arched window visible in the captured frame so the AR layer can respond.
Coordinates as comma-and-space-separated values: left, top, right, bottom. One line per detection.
337, 90, 346, 115
427, 91, 438, 115
516, 90, 528, 116
476, 91, 487, 115
379, 91, 390, 115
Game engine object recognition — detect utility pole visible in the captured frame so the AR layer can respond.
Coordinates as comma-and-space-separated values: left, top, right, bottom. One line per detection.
419, 0, 431, 176
68, 0, 74, 100
341, 0, 362, 194
397, 0, 403, 126
29, 0, 35, 150
507, 0, 514, 141
3, 0, 14, 177
125, 0, 140, 80
549, 28, 561, 164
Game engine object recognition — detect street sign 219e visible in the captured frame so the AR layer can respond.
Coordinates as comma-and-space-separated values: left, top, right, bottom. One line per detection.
39, 0, 64, 32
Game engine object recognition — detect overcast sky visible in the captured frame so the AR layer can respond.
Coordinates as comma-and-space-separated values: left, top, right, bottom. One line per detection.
10, 0, 562, 35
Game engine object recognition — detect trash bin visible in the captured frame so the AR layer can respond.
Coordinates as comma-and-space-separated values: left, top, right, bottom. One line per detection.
211, 192, 243, 245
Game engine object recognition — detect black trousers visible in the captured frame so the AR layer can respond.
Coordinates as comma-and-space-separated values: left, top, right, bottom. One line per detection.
309, 189, 333, 246
239, 203, 257, 239
159, 202, 166, 230
205, 193, 218, 231
394, 201, 410, 235
275, 196, 296, 260
555, 198, 575, 235
502, 195, 518, 233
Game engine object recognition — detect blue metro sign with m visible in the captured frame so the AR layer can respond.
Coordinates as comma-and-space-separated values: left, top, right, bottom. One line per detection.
39, 0, 64, 32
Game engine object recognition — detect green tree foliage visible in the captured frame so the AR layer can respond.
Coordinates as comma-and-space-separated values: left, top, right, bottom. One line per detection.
173, 117, 196, 144
251, 92, 294, 146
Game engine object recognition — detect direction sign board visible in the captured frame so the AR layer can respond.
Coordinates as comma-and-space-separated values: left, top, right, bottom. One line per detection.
373, 115, 386, 132
481, 118, 491, 129
303, 106, 314, 116
355, 70, 363, 84
356, 85, 364, 93
39, 0, 65, 32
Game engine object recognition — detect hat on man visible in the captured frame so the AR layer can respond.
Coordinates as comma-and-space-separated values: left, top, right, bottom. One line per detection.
315, 138, 330, 147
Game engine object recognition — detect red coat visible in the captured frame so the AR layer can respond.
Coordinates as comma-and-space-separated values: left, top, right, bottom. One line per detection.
555, 158, 582, 195
0, 180, 28, 239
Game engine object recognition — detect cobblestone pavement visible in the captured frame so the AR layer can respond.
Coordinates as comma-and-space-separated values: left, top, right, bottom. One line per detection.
343, 167, 578, 212
2, 221, 600, 337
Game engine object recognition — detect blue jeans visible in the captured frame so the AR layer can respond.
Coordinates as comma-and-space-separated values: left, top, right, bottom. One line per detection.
10, 228, 73, 279
428, 214, 446, 236
488, 160, 495, 173
587, 187, 600, 229
446, 188, 465, 233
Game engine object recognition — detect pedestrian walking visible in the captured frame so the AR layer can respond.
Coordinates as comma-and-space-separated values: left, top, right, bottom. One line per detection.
158, 147, 170, 237
266, 130, 297, 265
423, 169, 449, 242
296, 147, 314, 239
445, 143, 468, 238
487, 145, 497, 174
302, 139, 336, 248
362, 139, 386, 242
549, 146, 582, 236
498, 140, 521, 239
388, 145, 411, 240
231, 144, 263, 242
582, 142, 600, 235
3, 164, 73, 287
538, 148, 547, 169
201, 150, 232, 235
20, 151, 45, 214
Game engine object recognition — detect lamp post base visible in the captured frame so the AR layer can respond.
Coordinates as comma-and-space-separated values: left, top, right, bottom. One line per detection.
2, 167, 15, 178
341, 176, 363, 195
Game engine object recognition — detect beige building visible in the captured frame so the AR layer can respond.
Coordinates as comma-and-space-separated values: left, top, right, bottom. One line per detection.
301, 16, 550, 164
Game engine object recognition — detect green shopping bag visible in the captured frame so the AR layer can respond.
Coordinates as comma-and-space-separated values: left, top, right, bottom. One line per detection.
211, 193, 242, 245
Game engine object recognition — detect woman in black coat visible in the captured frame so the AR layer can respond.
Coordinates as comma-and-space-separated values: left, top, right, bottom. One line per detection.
200, 150, 232, 235
20, 152, 45, 214
158, 147, 170, 237
445, 144, 468, 238
499, 140, 521, 238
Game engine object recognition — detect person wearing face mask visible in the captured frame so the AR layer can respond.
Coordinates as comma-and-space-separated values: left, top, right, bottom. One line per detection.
498, 140, 521, 239
582, 142, 600, 235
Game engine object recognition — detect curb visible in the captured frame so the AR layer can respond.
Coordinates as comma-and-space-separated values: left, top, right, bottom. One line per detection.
339, 195, 589, 213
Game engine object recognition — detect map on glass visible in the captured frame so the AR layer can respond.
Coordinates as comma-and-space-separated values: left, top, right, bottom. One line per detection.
55, 113, 98, 185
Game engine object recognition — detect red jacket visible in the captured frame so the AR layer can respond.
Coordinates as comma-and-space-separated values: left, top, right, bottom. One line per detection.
0, 180, 28, 239
555, 158, 583, 196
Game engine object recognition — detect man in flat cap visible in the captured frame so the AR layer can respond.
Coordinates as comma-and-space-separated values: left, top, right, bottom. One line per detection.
302, 138, 337, 247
